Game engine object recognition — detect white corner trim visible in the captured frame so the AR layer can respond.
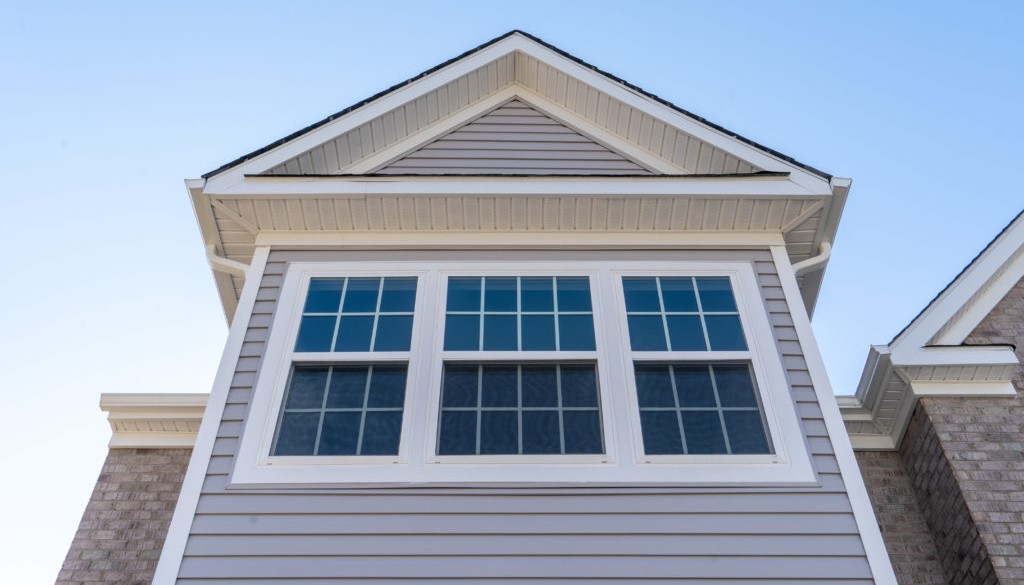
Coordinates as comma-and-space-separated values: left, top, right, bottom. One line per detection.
150, 246, 270, 585
100, 393, 208, 449
770, 246, 898, 585
896, 213, 1024, 350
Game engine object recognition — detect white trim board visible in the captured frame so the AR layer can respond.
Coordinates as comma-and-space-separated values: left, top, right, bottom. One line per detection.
150, 246, 270, 585
770, 246, 898, 585
100, 393, 207, 449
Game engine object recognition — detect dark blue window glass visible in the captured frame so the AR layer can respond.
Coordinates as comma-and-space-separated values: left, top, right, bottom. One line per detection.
317, 412, 361, 455
622, 277, 661, 312
521, 315, 556, 351
379, 277, 417, 312
444, 315, 480, 350
285, 367, 329, 409
696, 277, 738, 312
374, 315, 413, 351
274, 365, 407, 457
522, 411, 560, 454
705, 315, 747, 351
447, 277, 481, 311
295, 316, 337, 352
520, 277, 554, 312
297, 277, 416, 354
640, 411, 682, 455
342, 278, 381, 313
682, 411, 727, 454
558, 315, 596, 350
633, 363, 769, 455
438, 411, 477, 455
556, 277, 592, 311
627, 315, 667, 351
334, 316, 374, 352
666, 315, 706, 350
483, 315, 517, 350
484, 277, 517, 311
325, 367, 367, 409
437, 363, 602, 456
660, 278, 697, 312
274, 413, 320, 455
304, 279, 344, 313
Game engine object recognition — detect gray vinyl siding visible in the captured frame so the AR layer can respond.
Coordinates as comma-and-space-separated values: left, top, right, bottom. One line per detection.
375, 100, 654, 175
180, 249, 872, 584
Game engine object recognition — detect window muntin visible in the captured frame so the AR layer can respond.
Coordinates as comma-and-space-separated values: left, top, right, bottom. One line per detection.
634, 363, 769, 455
622, 276, 746, 351
437, 275, 604, 457
443, 276, 596, 351
275, 276, 418, 458
295, 277, 417, 352
438, 363, 603, 455
273, 365, 407, 456
237, 260, 815, 486
622, 275, 772, 457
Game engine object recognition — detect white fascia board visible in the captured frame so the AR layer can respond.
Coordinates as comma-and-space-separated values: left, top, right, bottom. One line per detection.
893, 213, 1024, 351
511, 38, 833, 194
254, 231, 787, 249
206, 175, 826, 198
910, 380, 1018, 397
892, 344, 1019, 367
101, 393, 208, 449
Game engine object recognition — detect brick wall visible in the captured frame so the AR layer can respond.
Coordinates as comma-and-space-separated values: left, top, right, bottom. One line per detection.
914, 275, 1024, 584
855, 449, 947, 584
56, 448, 191, 585
901, 402, 999, 585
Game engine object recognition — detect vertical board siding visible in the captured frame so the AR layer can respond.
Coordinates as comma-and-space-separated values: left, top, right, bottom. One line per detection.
375, 100, 652, 175
181, 250, 871, 583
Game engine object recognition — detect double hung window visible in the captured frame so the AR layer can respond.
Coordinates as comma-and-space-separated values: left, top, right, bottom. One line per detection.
235, 259, 814, 486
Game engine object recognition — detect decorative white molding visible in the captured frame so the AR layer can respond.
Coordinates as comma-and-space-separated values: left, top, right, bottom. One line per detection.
842, 211, 1024, 451
100, 393, 208, 448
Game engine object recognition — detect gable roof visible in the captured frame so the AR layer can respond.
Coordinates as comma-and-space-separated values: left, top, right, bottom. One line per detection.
202, 30, 831, 182
188, 31, 849, 322
841, 209, 1024, 449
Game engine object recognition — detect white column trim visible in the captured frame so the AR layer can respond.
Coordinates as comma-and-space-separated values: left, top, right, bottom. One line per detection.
150, 246, 271, 585
770, 245, 897, 585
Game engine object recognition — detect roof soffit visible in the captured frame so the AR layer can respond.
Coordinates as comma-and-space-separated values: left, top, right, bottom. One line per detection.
201, 32, 833, 194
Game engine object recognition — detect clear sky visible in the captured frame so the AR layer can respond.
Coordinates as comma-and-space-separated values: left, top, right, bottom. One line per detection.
2, 2, 1022, 582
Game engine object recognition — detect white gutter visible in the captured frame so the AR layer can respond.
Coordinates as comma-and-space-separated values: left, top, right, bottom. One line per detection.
792, 241, 832, 277
206, 245, 249, 277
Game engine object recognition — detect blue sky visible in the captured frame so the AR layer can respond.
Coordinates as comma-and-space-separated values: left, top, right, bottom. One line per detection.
2, 2, 1022, 582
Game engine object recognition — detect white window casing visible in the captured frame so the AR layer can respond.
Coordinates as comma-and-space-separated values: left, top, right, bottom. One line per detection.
231, 259, 816, 486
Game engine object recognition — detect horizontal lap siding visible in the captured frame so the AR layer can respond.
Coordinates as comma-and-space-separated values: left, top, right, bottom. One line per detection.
376, 100, 652, 175
182, 250, 870, 583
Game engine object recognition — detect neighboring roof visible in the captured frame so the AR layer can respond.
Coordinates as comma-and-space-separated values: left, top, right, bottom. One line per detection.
841, 209, 1024, 450
203, 30, 831, 181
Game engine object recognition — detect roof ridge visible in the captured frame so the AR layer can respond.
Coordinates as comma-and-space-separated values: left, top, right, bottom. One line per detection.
202, 30, 831, 181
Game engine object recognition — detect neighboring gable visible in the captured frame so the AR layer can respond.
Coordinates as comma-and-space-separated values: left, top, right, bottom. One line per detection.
842, 209, 1024, 449
373, 99, 653, 175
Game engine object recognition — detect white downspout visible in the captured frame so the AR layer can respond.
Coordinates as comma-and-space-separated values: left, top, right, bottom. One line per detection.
206, 244, 249, 277
791, 241, 832, 277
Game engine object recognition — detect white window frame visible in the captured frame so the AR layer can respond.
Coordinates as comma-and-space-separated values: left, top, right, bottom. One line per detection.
231, 259, 816, 486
